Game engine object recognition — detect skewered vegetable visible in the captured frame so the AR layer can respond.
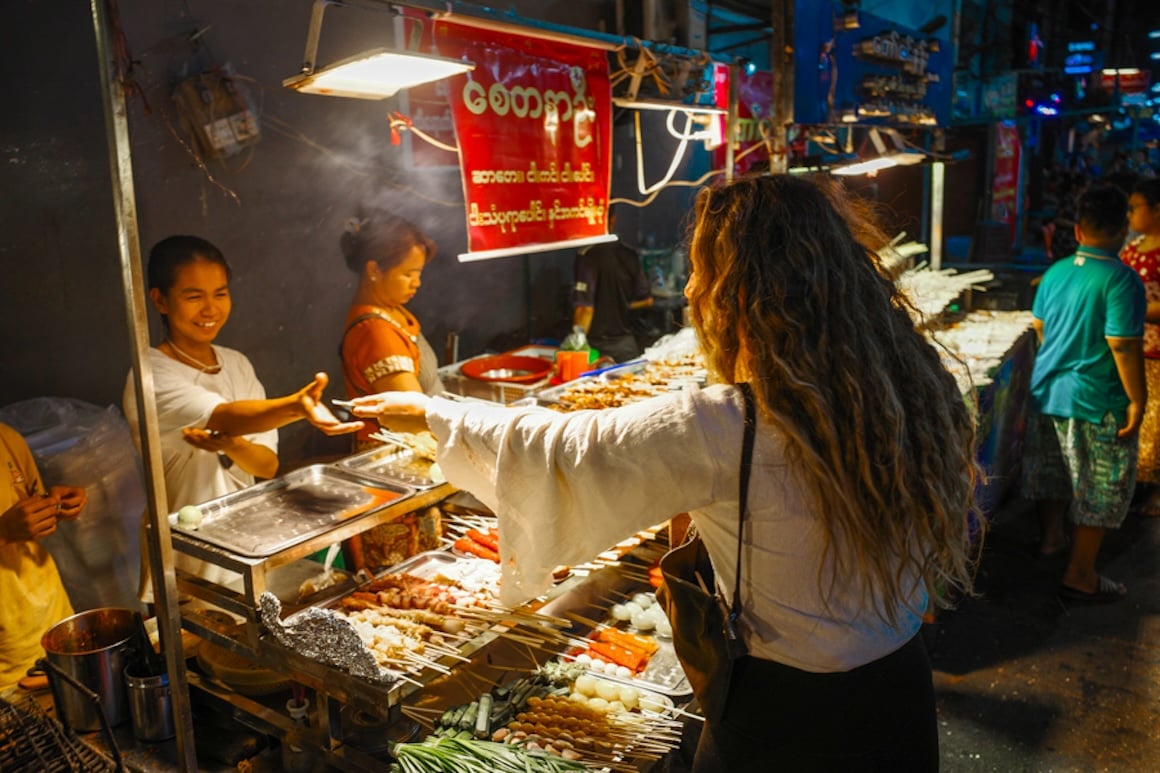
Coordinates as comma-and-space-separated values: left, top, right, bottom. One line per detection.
453, 537, 500, 562
390, 736, 586, 772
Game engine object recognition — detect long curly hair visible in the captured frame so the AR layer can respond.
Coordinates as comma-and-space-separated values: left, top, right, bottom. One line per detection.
686, 173, 982, 623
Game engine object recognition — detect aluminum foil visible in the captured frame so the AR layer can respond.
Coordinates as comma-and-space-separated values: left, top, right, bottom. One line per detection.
259, 592, 393, 685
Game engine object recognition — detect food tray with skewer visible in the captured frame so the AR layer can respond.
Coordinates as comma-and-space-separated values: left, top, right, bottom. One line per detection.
168, 465, 415, 558
335, 439, 445, 490
286, 550, 563, 684
567, 628, 690, 699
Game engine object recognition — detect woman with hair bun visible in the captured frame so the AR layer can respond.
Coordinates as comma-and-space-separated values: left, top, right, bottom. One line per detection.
338, 214, 443, 448
351, 174, 982, 771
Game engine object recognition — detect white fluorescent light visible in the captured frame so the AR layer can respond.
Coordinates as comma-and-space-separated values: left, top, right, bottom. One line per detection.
612, 97, 727, 116
1101, 68, 1141, 76
832, 157, 899, 176
832, 152, 925, 176
284, 48, 474, 100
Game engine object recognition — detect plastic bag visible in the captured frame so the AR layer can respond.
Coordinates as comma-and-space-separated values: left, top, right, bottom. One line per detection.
0, 397, 145, 613
559, 325, 590, 352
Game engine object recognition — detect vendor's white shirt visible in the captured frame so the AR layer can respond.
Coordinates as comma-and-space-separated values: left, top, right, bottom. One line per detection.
428, 384, 926, 673
123, 347, 278, 589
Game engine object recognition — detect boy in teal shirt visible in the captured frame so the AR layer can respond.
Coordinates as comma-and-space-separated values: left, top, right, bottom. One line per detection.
1023, 184, 1146, 601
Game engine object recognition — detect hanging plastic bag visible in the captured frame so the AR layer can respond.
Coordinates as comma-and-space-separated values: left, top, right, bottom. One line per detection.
0, 397, 145, 613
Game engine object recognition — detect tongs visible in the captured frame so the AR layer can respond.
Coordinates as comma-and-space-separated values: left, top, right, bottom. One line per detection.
368, 428, 419, 451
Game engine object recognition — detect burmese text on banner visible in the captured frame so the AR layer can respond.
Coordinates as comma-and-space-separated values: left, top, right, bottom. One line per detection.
434, 21, 612, 256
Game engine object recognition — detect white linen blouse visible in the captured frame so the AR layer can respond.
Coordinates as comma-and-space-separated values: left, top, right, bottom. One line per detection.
428, 383, 926, 673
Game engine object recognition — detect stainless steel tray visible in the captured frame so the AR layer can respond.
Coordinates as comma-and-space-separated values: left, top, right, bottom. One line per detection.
334, 445, 444, 490
168, 465, 414, 558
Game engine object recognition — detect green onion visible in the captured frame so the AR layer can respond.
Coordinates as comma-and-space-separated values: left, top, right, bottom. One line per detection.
391, 736, 587, 772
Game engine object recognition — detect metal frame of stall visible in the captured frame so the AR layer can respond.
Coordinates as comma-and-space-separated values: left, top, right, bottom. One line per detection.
90, 1, 751, 769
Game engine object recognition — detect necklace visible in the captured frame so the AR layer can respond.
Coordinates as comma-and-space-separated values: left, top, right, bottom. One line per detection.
166, 338, 222, 374
375, 308, 418, 344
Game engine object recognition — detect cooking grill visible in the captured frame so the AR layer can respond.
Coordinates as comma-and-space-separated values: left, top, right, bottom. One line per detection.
0, 694, 118, 772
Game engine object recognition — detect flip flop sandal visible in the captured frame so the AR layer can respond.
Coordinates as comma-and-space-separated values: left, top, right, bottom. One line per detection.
1058, 575, 1127, 602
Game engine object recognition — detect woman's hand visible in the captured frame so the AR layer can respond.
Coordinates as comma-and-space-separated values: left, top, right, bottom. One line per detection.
182, 427, 237, 453
0, 495, 62, 542
49, 485, 87, 520
349, 391, 431, 434
298, 373, 365, 436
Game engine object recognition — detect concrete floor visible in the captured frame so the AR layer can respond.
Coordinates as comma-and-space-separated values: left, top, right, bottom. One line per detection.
931, 498, 1160, 772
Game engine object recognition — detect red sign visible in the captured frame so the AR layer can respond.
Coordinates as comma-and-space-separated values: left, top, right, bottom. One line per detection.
713, 69, 774, 176
434, 22, 612, 258
991, 122, 1022, 247
1099, 70, 1151, 94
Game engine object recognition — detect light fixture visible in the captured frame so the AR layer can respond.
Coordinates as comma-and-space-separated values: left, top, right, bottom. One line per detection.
283, 1, 474, 101
284, 48, 474, 100
612, 97, 727, 116
831, 127, 925, 176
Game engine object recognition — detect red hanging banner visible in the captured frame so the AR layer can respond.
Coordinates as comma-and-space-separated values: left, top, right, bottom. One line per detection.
991, 122, 1022, 248
434, 21, 613, 260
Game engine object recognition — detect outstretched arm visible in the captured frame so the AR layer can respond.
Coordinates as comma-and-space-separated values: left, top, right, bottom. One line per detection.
205, 372, 364, 437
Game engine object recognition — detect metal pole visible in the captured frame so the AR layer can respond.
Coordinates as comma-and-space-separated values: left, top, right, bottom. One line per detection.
931, 162, 946, 270
770, 0, 794, 173
89, 2, 197, 769
725, 62, 739, 180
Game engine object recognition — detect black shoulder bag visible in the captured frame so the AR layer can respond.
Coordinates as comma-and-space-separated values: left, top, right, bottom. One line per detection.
656, 382, 756, 724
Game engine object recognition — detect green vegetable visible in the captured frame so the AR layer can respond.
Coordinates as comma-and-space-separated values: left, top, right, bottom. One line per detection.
391, 737, 587, 772
458, 700, 479, 731
474, 693, 493, 738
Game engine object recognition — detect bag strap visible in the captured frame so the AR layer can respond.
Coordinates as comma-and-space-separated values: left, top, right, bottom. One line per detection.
729, 382, 757, 624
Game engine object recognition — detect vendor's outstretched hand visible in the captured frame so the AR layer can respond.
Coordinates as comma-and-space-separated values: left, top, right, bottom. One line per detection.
299, 373, 365, 436
349, 392, 431, 434
0, 494, 64, 542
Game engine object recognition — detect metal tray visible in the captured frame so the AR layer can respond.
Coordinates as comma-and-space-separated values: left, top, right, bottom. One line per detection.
301, 550, 500, 611
168, 465, 414, 558
335, 445, 444, 490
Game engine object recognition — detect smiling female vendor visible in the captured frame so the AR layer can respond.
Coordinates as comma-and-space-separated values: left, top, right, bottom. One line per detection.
123, 235, 361, 593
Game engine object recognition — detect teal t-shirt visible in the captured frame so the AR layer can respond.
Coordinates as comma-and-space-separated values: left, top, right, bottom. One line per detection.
1030, 245, 1146, 423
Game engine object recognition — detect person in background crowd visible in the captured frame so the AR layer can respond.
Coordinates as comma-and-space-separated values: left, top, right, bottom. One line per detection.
572, 208, 654, 363
338, 214, 443, 449
1131, 149, 1156, 180
1022, 185, 1145, 601
352, 174, 981, 771
0, 423, 86, 690
1121, 179, 1160, 515
124, 235, 361, 594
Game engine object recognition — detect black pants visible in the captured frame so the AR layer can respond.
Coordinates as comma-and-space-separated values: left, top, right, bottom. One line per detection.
692, 635, 937, 772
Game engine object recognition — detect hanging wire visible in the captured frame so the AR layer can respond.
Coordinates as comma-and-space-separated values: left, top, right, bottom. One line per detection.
634, 109, 697, 195
388, 112, 460, 154
106, 0, 152, 114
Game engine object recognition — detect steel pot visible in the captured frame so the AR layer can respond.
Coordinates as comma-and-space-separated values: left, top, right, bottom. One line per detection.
41, 607, 136, 731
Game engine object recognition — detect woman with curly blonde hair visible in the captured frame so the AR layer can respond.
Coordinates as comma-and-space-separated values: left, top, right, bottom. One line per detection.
353, 173, 982, 771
